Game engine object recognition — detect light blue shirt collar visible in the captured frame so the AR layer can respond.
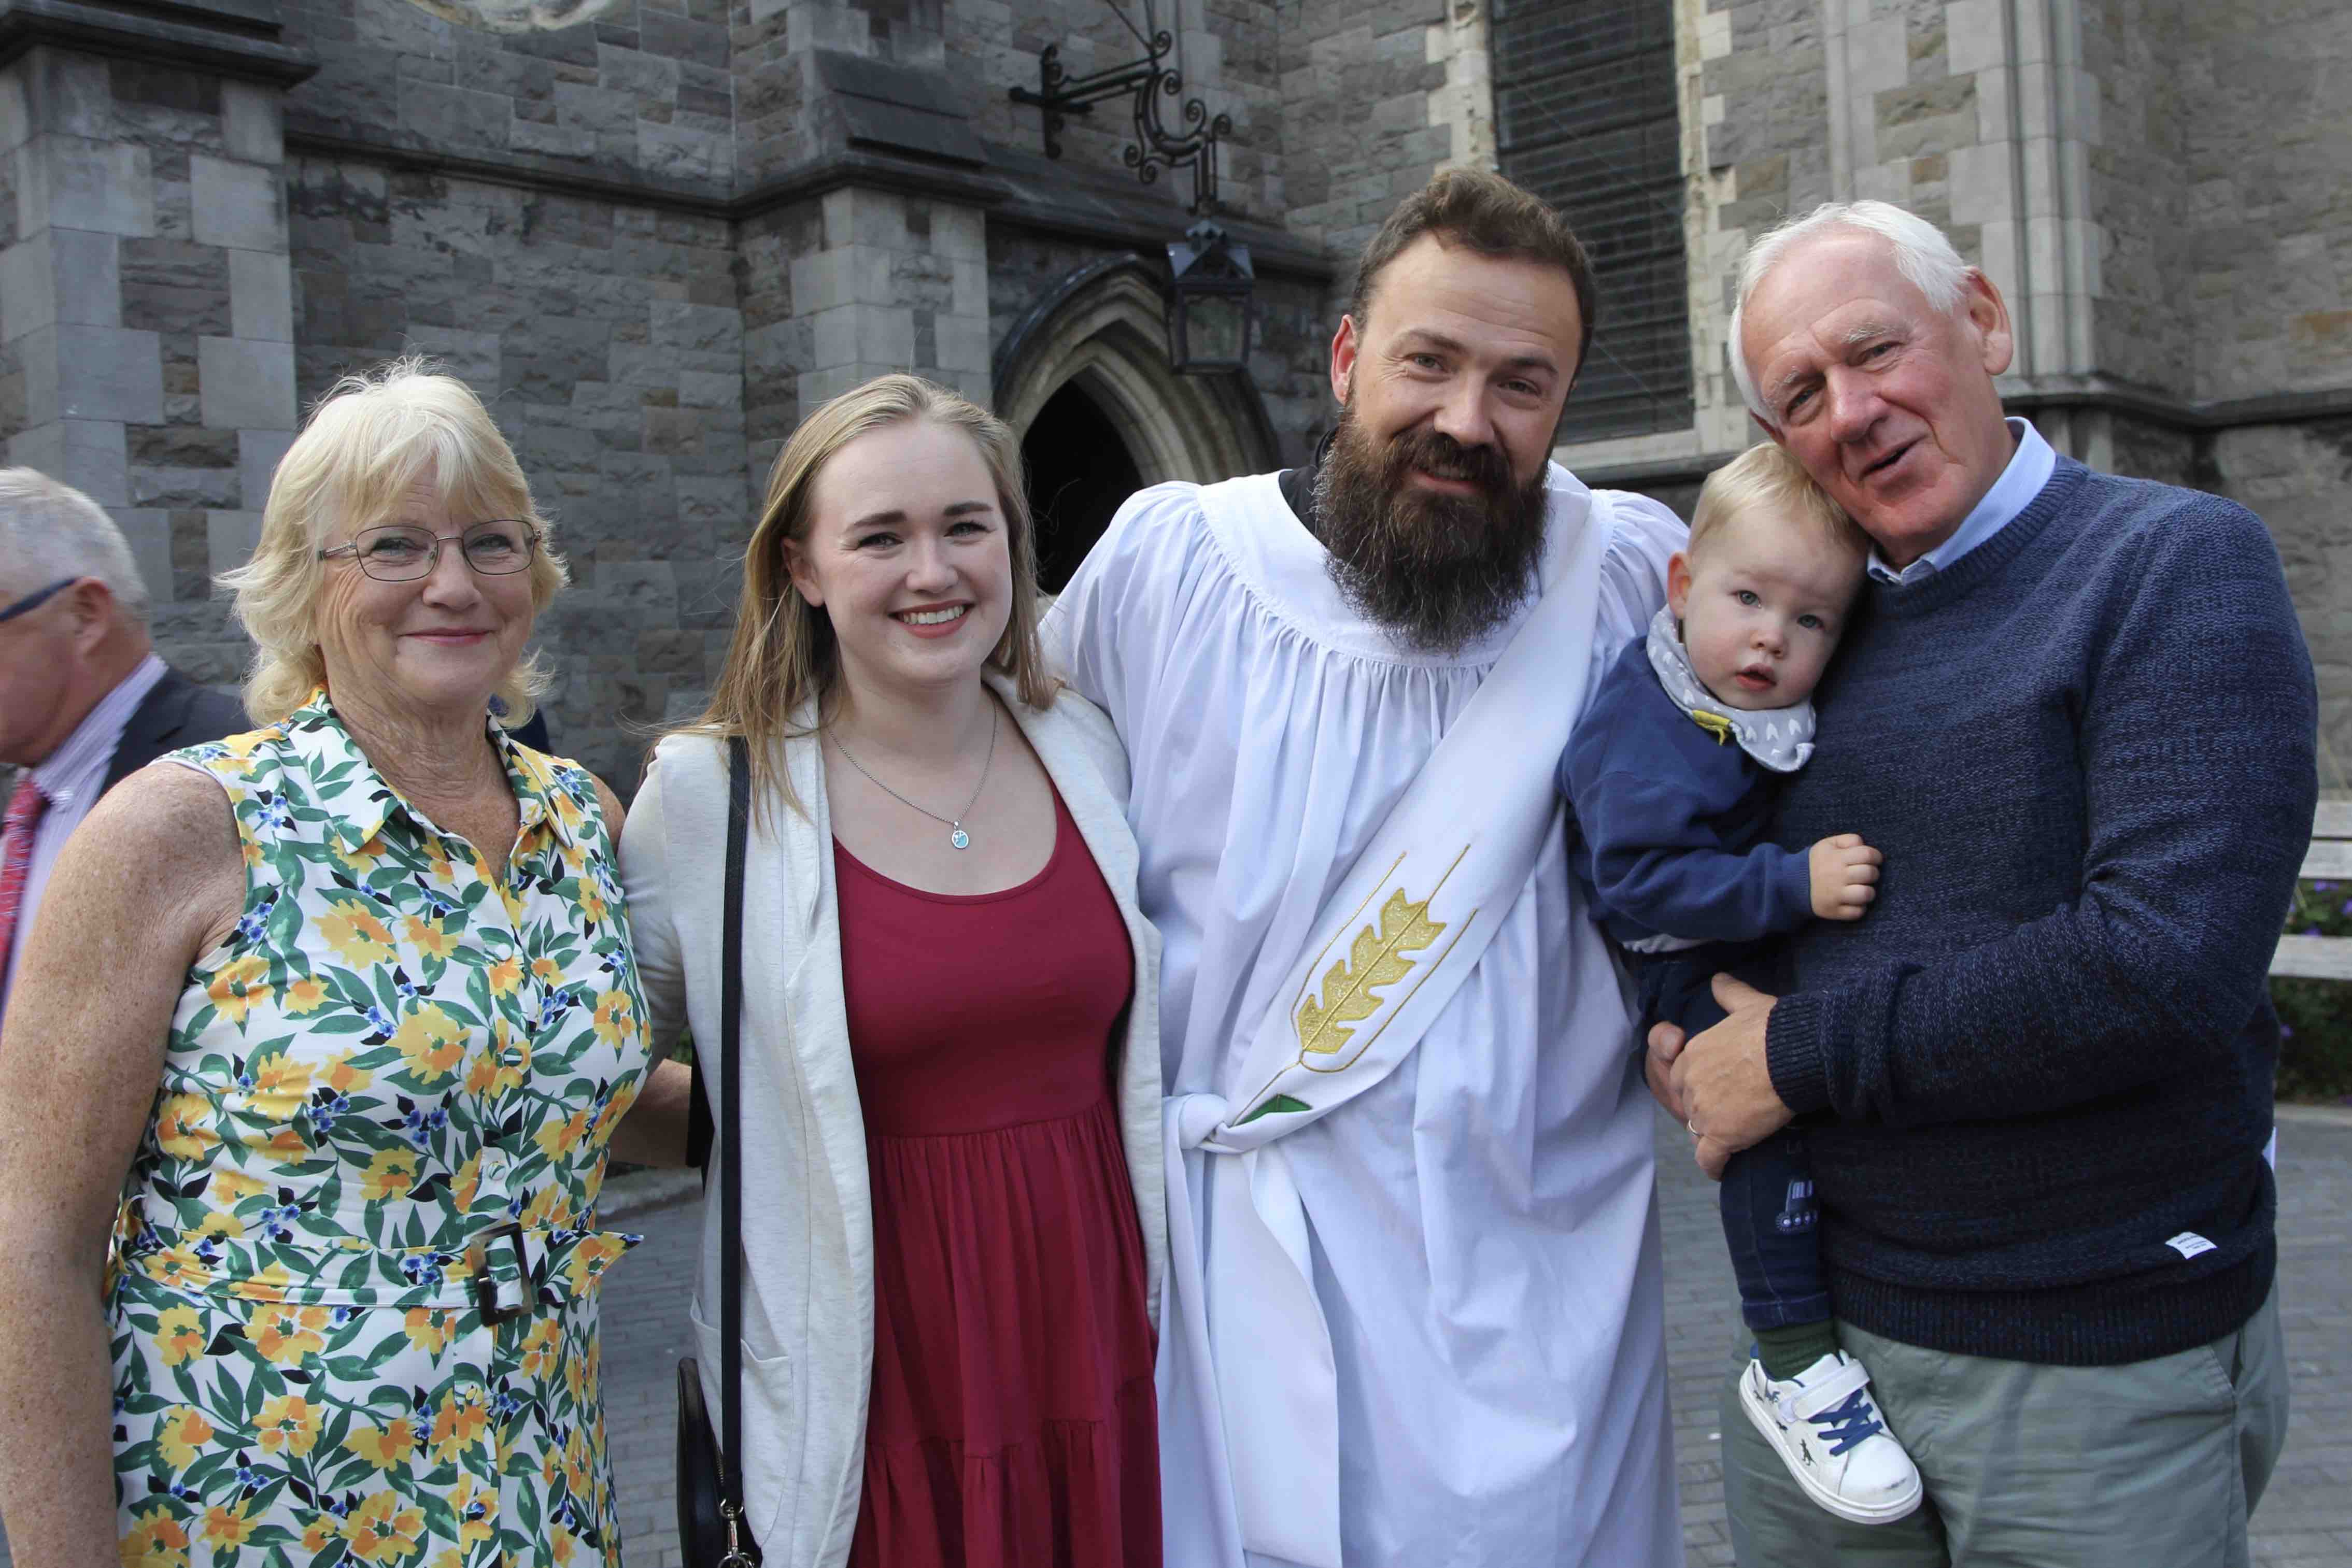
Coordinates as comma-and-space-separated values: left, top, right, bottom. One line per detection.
1866, 418, 2057, 586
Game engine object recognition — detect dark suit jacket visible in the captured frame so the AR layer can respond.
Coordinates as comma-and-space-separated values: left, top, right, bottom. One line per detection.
101, 666, 252, 794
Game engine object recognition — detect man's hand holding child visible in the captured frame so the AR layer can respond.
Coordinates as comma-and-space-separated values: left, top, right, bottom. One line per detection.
1808, 832, 1881, 920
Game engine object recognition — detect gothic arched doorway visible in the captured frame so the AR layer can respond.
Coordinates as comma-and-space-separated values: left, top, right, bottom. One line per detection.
996, 255, 1278, 587
1022, 380, 1145, 592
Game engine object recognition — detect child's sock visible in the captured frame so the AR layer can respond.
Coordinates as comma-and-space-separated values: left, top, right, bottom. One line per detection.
1753, 1320, 1840, 1381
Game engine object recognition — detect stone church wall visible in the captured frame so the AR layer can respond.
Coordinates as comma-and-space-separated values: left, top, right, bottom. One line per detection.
287, 156, 748, 783
23, 0, 2341, 783
283, 0, 735, 194
0, 49, 301, 695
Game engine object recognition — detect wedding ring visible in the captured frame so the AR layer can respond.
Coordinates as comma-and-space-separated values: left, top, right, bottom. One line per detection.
1687, 1116, 1699, 1138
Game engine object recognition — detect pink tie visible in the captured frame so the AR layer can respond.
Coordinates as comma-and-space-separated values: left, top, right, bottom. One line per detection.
0, 772, 48, 980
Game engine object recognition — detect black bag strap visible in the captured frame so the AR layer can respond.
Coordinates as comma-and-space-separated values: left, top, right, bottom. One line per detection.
719, 735, 750, 1543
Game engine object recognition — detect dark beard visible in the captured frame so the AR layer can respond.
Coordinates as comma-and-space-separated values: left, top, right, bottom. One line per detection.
1312, 408, 1552, 654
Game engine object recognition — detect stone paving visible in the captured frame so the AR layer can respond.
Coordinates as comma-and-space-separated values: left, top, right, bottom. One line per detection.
3, 1109, 2343, 1567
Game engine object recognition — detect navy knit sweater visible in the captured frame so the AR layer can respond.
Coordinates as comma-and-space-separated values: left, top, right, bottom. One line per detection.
1767, 458, 2316, 1365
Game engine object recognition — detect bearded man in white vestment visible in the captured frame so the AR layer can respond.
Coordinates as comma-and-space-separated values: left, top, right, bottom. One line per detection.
1043, 169, 1685, 1567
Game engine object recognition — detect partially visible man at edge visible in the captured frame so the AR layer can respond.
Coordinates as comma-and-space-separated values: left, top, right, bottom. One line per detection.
1655, 199, 2310, 1567
1047, 168, 1686, 1566
0, 469, 245, 1025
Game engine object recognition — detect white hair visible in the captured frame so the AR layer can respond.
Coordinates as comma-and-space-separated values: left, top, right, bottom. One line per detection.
1727, 201, 1974, 422
0, 467, 151, 622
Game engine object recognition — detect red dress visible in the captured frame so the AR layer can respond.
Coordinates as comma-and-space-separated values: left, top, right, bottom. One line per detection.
834, 786, 1161, 1568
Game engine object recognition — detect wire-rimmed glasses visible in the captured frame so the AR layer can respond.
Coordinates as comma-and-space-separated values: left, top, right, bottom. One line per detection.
319, 521, 539, 582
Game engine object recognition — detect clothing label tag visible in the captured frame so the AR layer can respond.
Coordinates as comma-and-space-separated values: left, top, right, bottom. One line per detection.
2165, 1231, 2217, 1260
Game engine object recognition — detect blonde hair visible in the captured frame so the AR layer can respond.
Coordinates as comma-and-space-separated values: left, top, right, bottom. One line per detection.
685, 373, 1055, 822
219, 359, 568, 726
1689, 443, 1870, 565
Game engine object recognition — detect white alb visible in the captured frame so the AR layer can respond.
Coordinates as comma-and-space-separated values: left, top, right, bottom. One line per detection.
1045, 466, 1687, 1568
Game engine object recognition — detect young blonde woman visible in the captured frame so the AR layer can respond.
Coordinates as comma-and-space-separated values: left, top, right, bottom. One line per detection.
620, 374, 1166, 1568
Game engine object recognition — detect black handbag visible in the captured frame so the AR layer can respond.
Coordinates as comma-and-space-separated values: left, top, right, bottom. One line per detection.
675, 735, 760, 1568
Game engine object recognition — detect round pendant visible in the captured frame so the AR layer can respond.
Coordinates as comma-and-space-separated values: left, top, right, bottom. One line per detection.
950, 826, 971, 850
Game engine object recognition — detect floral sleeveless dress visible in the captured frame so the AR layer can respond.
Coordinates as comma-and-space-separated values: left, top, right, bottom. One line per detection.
108, 692, 652, 1568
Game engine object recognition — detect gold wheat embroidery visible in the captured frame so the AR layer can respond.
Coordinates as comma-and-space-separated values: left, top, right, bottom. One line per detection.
1293, 888, 1449, 1056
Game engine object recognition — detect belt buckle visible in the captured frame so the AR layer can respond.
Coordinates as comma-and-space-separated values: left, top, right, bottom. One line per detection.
473, 1221, 533, 1326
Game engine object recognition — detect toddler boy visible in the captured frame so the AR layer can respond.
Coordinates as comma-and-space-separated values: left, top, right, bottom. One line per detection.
1563, 443, 1922, 1524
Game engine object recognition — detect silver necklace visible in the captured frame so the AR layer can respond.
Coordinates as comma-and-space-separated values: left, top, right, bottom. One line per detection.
830, 701, 998, 850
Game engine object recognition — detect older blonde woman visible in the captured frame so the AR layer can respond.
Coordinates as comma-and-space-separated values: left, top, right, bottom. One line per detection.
621, 374, 1166, 1568
0, 362, 690, 1568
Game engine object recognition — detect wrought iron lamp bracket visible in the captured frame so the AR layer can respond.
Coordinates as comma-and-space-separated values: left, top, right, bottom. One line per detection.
1010, 30, 1232, 215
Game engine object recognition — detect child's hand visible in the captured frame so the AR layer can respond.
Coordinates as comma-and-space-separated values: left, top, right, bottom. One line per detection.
1809, 833, 1881, 920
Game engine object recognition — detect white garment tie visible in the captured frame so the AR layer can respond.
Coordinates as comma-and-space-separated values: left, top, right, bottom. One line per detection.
1159, 1091, 1342, 1567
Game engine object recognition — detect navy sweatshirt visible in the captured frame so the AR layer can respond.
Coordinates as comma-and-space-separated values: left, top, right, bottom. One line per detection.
1767, 458, 2315, 1365
1560, 639, 1813, 947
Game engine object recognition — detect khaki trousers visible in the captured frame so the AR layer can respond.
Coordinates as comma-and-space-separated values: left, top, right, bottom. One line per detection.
1721, 1286, 2288, 1567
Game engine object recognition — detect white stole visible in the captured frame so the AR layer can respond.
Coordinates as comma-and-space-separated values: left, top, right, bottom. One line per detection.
1158, 467, 1615, 1568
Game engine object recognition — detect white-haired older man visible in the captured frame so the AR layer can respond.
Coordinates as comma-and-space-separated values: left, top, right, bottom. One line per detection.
1649, 202, 2310, 1566
0, 470, 245, 1022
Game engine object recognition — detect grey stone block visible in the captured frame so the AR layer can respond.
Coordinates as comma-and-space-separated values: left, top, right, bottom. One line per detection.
400, 82, 513, 152
648, 298, 739, 353
115, 506, 175, 604
357, 0, 456, 60
456, 42, 557, 105
220, 83, 284, 166
288, 50, 403, 136
636, 10, 730, 70
0, 73, 29, 154
229, 249, 294, 342
510, 118, 600, 159
108, 61, 222, 122
674, 368, 735, 409
51, 227, 121, 328
49, 324, 164, 423
120, 237, 231, 336
133, 463, 242, 508
238, 427, 293, 510
0, 231, 53, 338
60, 418, 129, 506
31, 52, 113, 141
404, 324, 501, 384
196, 335, 295, 429
501, 313, 611, 400
598, 45, 679, 101
555, 81, 637, 137
4, 416, 63, 477
191, 156, 285, 252
637, 121, 728, 183
40, 136, 155, 238
598, 559, 677, 616
205, 508, 264, 579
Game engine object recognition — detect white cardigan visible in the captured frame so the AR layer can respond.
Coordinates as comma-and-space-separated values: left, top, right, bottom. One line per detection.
619, 675, 1167, 1568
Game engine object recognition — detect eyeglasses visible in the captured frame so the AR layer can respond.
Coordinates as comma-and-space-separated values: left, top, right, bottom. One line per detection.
319, 521, 539, 582
0, 576, 78, 625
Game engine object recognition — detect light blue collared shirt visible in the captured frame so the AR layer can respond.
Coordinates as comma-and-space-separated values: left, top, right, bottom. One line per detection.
1866, 417, 2058, 586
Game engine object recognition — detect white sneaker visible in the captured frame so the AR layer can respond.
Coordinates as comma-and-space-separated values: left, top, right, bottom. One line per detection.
1737, 1349, 1924, 1525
